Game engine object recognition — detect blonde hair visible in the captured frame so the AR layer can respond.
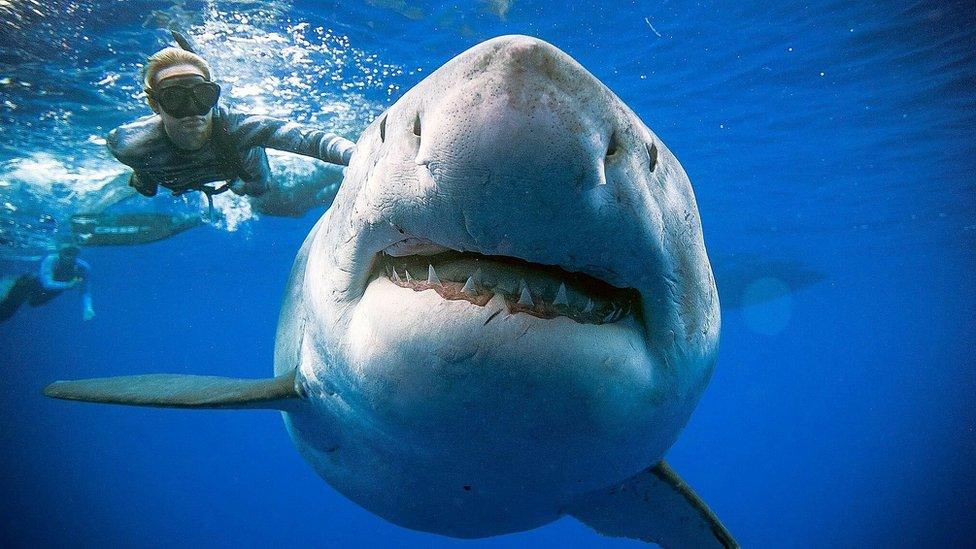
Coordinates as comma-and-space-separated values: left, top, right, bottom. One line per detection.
142, 47, 212, 90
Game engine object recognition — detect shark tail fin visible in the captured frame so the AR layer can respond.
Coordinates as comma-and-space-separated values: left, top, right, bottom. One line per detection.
568, 460, 738, 549
43, 369, 301, 411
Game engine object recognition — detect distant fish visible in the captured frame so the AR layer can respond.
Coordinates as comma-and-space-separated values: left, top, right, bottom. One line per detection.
712, 253, 826, 309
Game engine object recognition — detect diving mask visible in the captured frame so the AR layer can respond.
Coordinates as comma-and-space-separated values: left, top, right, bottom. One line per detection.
147, 78, 221, 118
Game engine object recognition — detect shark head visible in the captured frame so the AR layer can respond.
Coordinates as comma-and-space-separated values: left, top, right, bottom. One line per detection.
277, 34, 719, 538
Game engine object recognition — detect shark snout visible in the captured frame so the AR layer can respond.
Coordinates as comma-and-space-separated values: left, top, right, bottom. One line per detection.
488, 36, 569, 112
396, 62, 654, 290
345, 34, 694, 321
411, 35, 648, 199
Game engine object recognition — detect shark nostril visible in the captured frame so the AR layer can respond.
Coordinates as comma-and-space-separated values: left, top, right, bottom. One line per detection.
379, 114, 387, 143
646, 142, 658, 172
605, 131, 619, 158
413, 114, 422, 138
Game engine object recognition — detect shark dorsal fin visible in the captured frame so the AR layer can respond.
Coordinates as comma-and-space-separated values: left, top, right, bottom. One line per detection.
43, 369, 301, 411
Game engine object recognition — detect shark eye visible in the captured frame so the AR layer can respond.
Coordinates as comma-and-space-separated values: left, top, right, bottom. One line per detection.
379, 115, 387, 142
413, 115, 422, 138
646, 142, 658, 172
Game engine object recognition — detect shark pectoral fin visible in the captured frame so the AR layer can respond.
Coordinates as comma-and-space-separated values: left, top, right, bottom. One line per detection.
43, 369, 302, 411
568, 461, 738, 549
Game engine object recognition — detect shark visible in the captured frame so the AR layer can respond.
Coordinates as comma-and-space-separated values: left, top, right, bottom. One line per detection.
45, 35, 736, 547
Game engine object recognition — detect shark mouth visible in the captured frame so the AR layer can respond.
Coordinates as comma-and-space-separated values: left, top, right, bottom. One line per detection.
372, 250, 640, 325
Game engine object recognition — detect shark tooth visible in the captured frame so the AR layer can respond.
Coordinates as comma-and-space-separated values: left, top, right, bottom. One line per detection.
427, 264, 441, 285
553, 283, 568, 306
615, 304, 628, 321
491, 292, 509, 315
405, 270, 413, 282
583, 299, 594, 313
603, 309, 617, 323
518, 280, 534, 307
391, 269, 402, 283
461, 275, 477, 294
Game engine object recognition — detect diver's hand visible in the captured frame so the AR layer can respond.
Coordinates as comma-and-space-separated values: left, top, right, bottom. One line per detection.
83, 307, 95, 321
340, 143, 356, 166
128, 172, 158, 197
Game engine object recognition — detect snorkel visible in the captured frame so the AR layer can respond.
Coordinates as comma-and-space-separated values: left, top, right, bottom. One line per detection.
170, 30, 195, 53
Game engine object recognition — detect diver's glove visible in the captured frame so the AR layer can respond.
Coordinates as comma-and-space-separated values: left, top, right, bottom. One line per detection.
340, 142, 356, 166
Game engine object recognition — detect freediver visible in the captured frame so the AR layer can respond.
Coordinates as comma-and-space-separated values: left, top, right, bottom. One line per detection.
0, 246, 94, 322
106, 43, 356, 217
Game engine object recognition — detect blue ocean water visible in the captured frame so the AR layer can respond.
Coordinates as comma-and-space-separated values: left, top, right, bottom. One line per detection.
0, 0, 974, 546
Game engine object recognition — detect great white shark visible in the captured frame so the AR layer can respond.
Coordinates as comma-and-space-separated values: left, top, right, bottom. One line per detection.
45, 35, 736, 547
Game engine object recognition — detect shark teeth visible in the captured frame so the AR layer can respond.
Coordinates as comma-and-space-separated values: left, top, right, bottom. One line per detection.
428, 264, 441, 285
603, 306, 621, 323
553, 283, 568, 306
460, 268, 482, 295
379, 253, 638, 325
517, 280, 534, 307
461, 275, 477, 294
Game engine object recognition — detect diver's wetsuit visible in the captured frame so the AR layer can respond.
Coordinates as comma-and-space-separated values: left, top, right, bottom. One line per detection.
0, 254, 91, 322
106, 105, 355, 197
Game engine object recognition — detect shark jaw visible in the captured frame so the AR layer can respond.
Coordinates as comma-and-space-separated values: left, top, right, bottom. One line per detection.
318, 244, 672, 537
373, 246, 641, 325
347, 235, 660, 396
333, 234, 669, 461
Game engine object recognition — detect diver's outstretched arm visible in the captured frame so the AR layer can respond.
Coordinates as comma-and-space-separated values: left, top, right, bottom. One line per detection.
232, 113, 356, 166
